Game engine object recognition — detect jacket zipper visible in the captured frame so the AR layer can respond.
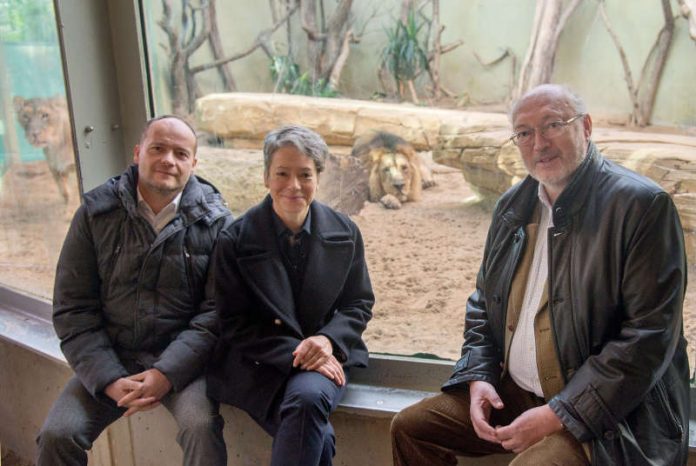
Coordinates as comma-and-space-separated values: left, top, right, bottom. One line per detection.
183, 244, 195, 298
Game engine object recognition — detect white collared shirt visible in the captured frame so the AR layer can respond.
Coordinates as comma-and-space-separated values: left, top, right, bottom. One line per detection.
137, 188, 182, 234
508, 184, 555, 398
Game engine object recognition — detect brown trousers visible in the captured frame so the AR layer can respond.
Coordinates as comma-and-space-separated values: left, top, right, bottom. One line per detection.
390, 377, 589, 466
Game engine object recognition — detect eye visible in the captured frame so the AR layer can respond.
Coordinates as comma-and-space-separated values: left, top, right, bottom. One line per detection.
516, 129, 532, 139
547, 121, 564, 130
176, 150, 189, 159
302, 172, 313, 180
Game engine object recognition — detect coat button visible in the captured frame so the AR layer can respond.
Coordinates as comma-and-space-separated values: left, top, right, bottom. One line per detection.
254, 361, 260, 366
604, 430, 616, 440
273, 318, 282, 326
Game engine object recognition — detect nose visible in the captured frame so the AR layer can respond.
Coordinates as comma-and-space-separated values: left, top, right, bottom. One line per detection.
532, 129, 550, 150
160, 149, 175, 165
289, 175, 301, 189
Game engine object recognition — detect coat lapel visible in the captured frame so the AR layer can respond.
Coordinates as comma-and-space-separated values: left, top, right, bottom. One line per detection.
297, 202, 355, 335
234, 197, 356, 338
235, 196, 303, 336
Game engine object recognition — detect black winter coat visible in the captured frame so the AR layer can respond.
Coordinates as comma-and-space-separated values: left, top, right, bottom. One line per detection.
53, 165, 232, 397
207, 195, 374, 421
444, 143, 689, 465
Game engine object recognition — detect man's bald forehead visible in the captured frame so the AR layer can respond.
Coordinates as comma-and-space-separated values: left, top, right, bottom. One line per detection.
510, 84, 586, 122
140, 115, 195, 138
139, 115, 198, 152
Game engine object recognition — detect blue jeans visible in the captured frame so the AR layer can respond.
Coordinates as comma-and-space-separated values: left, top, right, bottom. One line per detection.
259, 370, 347, 466
36, 376, 226, 466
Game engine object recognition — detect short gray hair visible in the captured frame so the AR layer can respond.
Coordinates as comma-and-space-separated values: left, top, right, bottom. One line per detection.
263, 125, 328, 175
509, 84, 587, 123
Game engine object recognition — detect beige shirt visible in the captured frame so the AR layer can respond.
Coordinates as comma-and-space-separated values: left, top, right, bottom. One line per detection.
508, 184, 554, 398
137, 187, 182, 234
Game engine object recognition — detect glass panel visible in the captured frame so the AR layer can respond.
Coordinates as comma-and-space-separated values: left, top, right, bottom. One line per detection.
0, 0, 78, 299
140, 1, 695, 364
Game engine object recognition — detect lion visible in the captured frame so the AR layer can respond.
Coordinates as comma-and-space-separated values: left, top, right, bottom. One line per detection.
13, 95, 76, 203
351, 131, 435, 209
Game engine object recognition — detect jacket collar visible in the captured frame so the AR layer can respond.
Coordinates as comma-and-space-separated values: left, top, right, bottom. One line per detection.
235, 195, 355, 337
550, 142, 601, 229
504, 142, 602, 229
100, 165, 227, 226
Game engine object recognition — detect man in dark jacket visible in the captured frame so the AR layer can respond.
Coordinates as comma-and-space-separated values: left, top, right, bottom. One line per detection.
391, 84, 689, 465
36, 116, 231, 466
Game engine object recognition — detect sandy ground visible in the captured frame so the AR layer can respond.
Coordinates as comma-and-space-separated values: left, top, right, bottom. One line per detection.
0, 154, 694, 369
354, 164, 489, 360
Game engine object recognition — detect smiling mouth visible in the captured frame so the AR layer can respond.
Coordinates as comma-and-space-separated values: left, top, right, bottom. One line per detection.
536, 155, 559, 165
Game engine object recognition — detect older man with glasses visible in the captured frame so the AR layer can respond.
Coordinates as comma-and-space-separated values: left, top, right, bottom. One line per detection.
390, 84, 689, 466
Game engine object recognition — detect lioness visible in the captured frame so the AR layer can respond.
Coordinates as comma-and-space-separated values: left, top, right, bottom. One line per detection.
13, 95, 76, 203
351, 131, 435, 209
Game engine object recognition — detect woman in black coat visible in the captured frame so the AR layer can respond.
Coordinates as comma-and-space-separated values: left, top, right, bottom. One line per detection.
208, 125, 374, 466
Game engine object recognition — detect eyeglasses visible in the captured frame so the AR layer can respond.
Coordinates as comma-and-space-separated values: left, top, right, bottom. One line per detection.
509, 114, 585, 146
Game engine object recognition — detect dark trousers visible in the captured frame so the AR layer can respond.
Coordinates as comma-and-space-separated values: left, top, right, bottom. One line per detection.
259, 370, 347, 466
391, 376, 589, 466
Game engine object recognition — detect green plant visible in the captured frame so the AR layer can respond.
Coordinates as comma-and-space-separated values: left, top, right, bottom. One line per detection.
269, 55, 338, 98
381, 9, 430, 86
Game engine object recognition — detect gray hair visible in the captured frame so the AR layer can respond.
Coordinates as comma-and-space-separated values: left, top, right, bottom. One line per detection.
509, 84, 588, 123
263, 125, 328, 175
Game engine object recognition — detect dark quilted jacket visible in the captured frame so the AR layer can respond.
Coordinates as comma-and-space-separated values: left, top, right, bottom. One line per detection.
53, 165, 232, 396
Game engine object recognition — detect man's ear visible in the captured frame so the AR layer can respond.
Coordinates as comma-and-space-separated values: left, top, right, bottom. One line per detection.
263, 171, 269, 189
133, 145, 140, 164
583, 114, 593, 139
191, 154, 198, 169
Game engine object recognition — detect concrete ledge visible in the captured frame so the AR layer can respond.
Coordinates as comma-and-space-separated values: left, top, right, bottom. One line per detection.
338, 383, 436, 418
0, 299, 435, 420
0, 291, 62, 365
2, 296, 695, 465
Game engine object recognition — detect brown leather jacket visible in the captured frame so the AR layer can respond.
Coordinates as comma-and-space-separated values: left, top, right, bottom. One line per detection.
444, 143, 689, 465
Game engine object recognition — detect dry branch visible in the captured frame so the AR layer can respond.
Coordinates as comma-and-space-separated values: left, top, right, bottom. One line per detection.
189, 3, 299, 74
515, 0, 584, 99
206, 0, 236, 91
598, 2, 639, 113
599, 0, 675, 126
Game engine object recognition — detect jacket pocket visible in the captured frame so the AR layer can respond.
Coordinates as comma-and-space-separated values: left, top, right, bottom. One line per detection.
600, 380, 684, 466
649, 379, 683, 440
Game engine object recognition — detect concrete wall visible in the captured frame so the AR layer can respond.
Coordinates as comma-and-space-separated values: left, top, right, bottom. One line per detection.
143, 0, 696, 127
0, 339, 519, 465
